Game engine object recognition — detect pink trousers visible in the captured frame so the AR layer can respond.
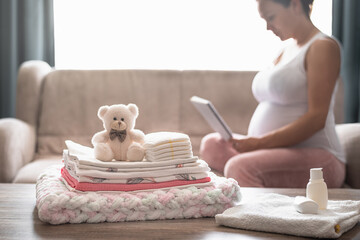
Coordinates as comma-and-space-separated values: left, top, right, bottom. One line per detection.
200, 133, 345, 188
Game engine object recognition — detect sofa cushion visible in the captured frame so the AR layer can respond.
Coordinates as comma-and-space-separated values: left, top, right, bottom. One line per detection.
37, 70, 182, 154
12, 154, 62, 183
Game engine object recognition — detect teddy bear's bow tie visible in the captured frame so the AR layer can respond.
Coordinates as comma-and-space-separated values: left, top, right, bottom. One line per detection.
109, 129, 127, 142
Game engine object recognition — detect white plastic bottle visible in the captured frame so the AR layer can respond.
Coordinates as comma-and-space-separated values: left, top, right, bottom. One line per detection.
306, 168, 328, 209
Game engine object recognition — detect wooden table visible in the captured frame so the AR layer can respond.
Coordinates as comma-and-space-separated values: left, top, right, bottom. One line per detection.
0, 184, 359, 240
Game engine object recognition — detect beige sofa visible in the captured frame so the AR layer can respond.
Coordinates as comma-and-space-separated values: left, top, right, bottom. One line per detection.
1, 60, 359, 188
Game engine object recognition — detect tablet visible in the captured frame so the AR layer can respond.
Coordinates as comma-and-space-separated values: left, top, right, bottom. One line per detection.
190, 96, 233, 140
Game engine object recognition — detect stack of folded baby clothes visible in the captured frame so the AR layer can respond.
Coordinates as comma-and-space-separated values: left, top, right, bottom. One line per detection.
61, 138, 211, 192
36, 132, 241, 225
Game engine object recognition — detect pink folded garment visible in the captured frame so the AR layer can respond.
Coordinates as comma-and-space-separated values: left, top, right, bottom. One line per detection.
61, 168, 211, 192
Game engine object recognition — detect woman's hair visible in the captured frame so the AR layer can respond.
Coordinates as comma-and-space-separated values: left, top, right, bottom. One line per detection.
272, 0, 314, 18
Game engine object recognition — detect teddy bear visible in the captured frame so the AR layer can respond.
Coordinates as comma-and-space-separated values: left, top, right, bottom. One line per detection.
91, 103, 145, 161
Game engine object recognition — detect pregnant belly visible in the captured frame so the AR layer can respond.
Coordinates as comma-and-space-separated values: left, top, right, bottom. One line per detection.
248, 101, 307, 137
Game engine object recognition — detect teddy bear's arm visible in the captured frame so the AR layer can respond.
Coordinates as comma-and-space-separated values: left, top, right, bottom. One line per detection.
91, 130, 109, 145
129, 129, 145, 144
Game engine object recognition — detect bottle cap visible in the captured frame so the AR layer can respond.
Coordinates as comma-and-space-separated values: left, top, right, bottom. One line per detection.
310, 168, 323, 180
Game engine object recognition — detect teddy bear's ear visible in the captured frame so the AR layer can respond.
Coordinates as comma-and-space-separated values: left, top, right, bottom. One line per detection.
127, 103, 139, 117
98, 105, 109, 119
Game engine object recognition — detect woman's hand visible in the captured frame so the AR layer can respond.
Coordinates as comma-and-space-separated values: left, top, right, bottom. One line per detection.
230, 137, 261, 153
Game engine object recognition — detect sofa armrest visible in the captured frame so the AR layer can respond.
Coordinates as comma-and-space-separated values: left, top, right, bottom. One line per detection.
16, 60, 52, 126
0, 118, 36, 183
336, 123, 360, 188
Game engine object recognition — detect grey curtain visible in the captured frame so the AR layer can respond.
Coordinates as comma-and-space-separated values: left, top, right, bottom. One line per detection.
0, 0, 54, 118
332, 0, 360, 123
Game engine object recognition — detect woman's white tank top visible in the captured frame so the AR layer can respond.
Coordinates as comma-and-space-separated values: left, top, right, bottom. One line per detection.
248, 32, 345, 162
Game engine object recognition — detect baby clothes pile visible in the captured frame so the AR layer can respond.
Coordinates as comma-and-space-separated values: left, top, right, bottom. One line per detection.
61, 132, 211, 192
36, 132, 241, 224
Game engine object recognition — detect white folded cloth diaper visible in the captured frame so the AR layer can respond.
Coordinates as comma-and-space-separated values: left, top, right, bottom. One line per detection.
144, 132, 194, 162
215, 193, 360, 239
73, 158, 200, 172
